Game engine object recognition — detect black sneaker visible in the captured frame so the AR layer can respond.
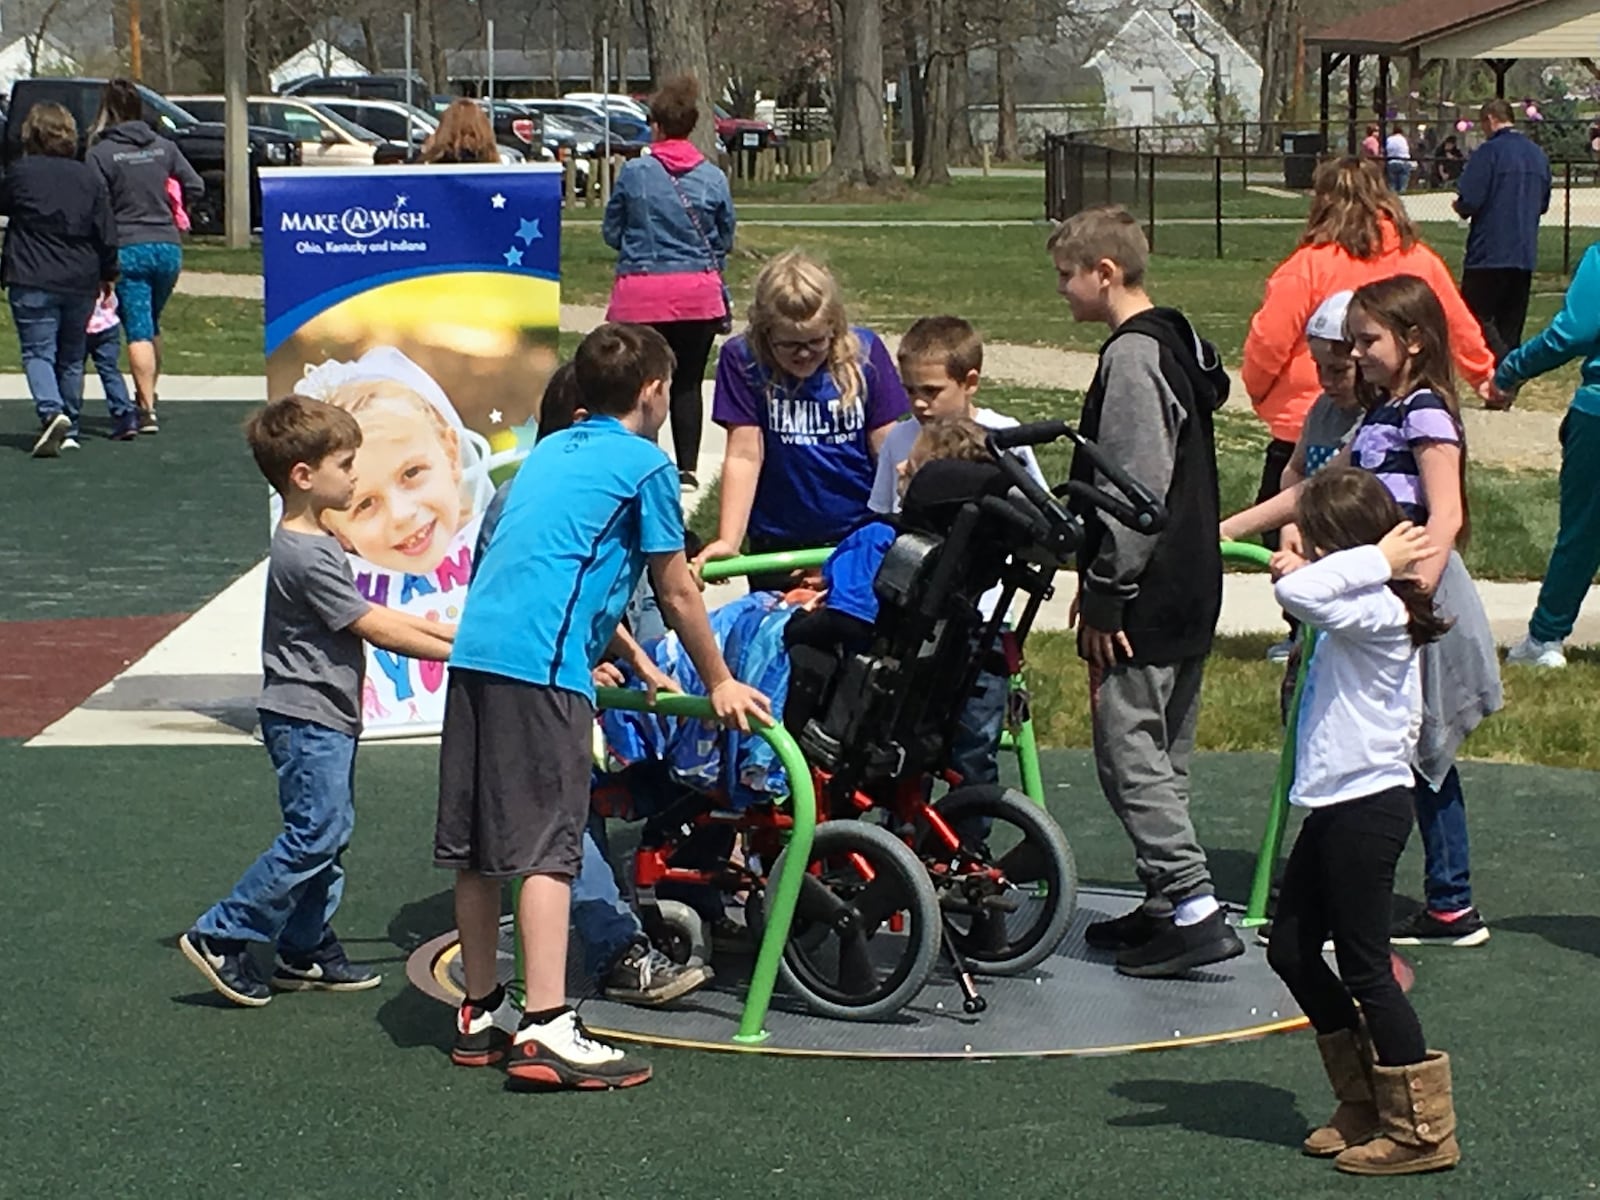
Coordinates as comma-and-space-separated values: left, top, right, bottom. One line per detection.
1252, 921, 1332, 953
1115, 910, 1246, 978
1085, 906, 1165, 950
506, 1010, 652, 1090
271, 931, 382, 992
1390, 907, 1490, 947
679, 470, 699, 490
179, 930, 271, 1007
451, 987, 521, 1068
604, 939, 713, 1006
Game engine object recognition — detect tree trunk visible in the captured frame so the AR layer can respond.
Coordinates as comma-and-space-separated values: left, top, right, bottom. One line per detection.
809, 0, 905, 197
995, 42, 1018, 161
1256, 0, 1281, 142
415, 0, 439, 92
901, 8, 927, 169
642, 0, 720, 160
913, 0, 952, 185
946, 46, 976, 167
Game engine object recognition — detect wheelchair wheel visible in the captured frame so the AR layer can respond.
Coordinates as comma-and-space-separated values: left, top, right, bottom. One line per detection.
754, 820, 941, 1022
643, 899, 710, 967
919, 784, 1078, 976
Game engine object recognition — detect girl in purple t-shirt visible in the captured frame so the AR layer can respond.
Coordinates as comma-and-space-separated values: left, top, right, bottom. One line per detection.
697, 252, 909, 581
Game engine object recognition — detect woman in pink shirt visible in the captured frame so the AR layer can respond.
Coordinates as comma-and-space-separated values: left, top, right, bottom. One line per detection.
603, 74, 736, 489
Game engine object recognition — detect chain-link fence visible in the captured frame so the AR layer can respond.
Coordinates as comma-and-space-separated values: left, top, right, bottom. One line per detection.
1045, 122, 1600, 273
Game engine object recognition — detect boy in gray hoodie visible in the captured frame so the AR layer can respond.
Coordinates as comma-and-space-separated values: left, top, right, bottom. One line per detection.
1050, 205, 1244, 979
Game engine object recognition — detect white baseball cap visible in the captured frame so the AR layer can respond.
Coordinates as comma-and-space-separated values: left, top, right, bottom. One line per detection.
1305, 290, 1354, 344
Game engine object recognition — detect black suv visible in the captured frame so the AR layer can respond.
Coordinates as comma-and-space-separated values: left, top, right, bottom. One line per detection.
3, 78, 301, 235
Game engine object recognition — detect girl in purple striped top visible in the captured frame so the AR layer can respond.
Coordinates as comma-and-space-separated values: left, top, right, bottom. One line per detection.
1223, 274, 1503, 947
1345, 276, 1502, 947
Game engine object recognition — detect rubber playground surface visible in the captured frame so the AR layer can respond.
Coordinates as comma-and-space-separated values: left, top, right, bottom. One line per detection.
3, 401, 1598, 1197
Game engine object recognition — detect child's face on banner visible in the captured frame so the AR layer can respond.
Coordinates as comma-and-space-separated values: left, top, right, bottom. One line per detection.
323, 396, 465, 573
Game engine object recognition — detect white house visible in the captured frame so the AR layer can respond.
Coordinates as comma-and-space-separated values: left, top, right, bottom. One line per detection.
270, 40, 368, 92
1072, 1, 1262, 126
0, 33, 77, 99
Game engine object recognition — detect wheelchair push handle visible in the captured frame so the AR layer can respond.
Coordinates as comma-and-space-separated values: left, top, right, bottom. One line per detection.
985, 421, 1168, 537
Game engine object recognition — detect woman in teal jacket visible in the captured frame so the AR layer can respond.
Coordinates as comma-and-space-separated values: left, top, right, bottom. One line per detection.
1496, 241, 1600, 668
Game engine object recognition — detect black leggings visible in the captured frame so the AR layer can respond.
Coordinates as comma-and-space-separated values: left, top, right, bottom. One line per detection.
1266, 786, 1427, 1066
649, 319, 721, 475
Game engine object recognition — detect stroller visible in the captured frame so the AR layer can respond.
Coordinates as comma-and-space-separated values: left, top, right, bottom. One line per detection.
608, 421, 1167, 1021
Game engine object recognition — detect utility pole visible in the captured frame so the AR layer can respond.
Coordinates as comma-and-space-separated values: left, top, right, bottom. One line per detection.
129, 0, 144, 80
223, 0, 250, 248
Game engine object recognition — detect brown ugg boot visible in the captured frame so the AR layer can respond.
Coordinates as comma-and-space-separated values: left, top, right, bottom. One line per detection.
1334, 1050, 1461, 1175
1302, 1026, 1379, 1156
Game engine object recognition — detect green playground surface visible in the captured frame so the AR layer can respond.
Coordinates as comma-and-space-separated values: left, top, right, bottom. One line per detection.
3, 745, 1597, 1196
2, 376, 1598, 1197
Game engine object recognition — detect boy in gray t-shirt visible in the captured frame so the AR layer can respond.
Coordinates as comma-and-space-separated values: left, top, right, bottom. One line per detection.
180, 396, 456, 1008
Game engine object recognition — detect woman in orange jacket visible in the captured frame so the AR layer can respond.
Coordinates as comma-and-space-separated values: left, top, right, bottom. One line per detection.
1242, 159, 1494, 613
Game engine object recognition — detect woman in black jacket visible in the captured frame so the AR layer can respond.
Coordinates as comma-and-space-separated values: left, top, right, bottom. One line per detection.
0, 101, 121, 456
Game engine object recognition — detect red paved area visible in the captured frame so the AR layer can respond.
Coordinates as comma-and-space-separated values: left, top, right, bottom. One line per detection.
0, 614, 187, 739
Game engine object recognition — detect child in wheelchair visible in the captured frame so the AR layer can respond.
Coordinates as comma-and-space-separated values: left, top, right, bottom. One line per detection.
582, 417, 1097, 1016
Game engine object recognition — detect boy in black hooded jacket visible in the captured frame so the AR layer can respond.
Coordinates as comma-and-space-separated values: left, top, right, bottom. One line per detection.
1050, 205, 1245, 979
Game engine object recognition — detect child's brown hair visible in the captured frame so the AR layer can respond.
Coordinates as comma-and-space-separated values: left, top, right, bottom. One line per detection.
1046, 205, 1148, 287
1349, 273, 1469, 543
574, 323, 677, 416
898, 316, 983, 381
1295, 465, 1452, 647
246, 395, 362, 496
747, 251, 863, 405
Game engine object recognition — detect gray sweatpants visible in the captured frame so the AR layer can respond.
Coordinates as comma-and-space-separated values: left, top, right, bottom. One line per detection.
1088, 655, 1214, 912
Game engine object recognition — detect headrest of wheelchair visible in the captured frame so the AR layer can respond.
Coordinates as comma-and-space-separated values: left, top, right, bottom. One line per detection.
897, 459, 1012, 535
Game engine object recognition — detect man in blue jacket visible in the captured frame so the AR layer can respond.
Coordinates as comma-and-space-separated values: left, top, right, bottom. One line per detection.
1454, 98, 1551, 363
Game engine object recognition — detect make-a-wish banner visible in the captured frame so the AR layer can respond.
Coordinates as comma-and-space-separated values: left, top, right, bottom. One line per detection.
261, 163, 562, 738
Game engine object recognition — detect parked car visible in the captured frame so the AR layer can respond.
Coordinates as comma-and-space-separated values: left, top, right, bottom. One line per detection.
172, 95, 408, 167
520, 98, 651, 155
714, 104, 782, 153
2, 76, 301, 233
471, 99, 549, 160
281, 74, 429, 109
561, 91, 650, 122
308, 97, 525, 165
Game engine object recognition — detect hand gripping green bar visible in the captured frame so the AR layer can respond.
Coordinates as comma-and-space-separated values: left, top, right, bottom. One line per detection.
698, 548, 1049, 806
1219, 540, 1313, 927
593, 686, 816, 1046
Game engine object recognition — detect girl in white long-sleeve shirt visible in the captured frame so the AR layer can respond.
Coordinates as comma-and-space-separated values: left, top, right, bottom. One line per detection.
1265, 465, 1462, 1177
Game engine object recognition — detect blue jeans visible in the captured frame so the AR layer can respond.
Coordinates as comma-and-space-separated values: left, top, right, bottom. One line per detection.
1414, 767, 1471, 911
572, 815, 642, 978
87, 326, 135, 423
1386, 160, 1414, 193
950, 664, 1008, 786
8, 286, 95, 431
194, 713, 357, 954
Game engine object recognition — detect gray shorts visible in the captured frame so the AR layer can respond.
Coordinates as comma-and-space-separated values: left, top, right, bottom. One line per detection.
433, 669, 593, 880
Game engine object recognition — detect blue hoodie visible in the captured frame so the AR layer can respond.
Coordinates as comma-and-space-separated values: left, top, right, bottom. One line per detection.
1453, 126, 1550, 271
1496, 241, 1600, 417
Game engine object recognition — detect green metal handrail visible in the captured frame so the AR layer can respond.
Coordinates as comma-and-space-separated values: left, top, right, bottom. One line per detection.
593, 686, 816, 1045
1220, 540, 1310, 928
698, 549, 833, 583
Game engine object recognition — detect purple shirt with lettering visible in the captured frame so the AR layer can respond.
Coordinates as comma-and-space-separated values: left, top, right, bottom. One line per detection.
712, 326, 910, 544
1348, 388, 1462, 522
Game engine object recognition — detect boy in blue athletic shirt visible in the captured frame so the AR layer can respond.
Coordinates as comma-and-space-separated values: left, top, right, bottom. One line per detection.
437, 323, 770, 1090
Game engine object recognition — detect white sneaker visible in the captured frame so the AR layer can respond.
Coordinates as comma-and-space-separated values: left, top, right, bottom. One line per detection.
1506, 634, 1566, 669
505, 1009, 652, 1089
1265, 638, 1295, 663
61, 436, 81, 451
31, 413, 70, 458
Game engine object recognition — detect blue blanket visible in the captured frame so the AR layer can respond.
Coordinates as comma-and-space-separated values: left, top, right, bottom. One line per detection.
598, 592, 799, 808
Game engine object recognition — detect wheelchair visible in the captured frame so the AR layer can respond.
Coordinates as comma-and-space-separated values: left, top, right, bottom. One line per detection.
611, 420, 1167, 1022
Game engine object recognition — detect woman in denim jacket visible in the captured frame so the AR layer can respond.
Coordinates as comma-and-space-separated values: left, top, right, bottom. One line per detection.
603, 74, 736, 489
